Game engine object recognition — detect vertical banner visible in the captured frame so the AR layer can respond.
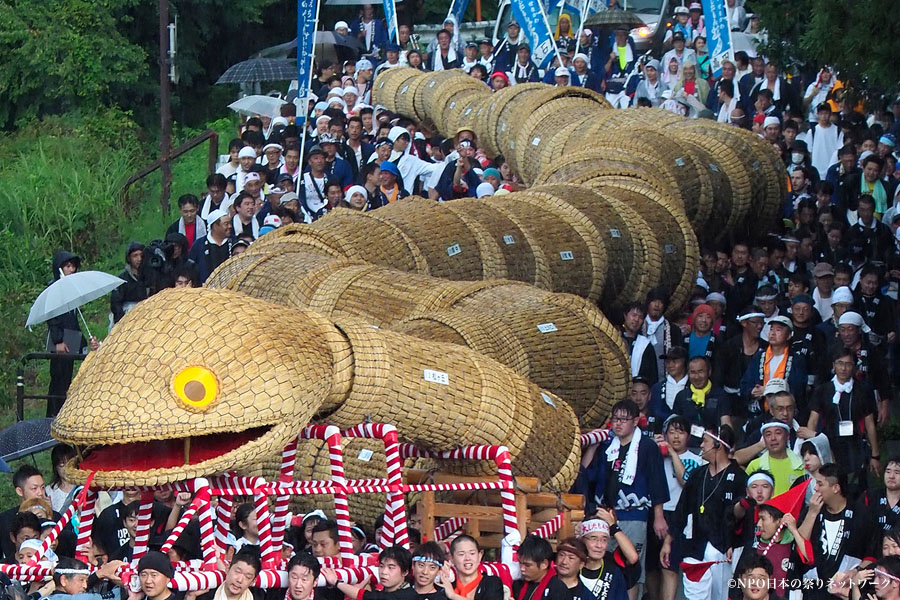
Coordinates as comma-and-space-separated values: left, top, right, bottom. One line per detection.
510, 0, 561, 70
296, 0, 319, 122
572, 0, 591, 53
383, 0, 400, 43
447, 0, 471, 26
700, 0, 733, 77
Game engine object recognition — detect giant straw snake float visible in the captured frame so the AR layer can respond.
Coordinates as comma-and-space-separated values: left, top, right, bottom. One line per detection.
51, 70, 786, 495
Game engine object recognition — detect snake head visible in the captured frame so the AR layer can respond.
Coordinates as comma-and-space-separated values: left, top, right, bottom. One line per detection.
51, 288, 347, 487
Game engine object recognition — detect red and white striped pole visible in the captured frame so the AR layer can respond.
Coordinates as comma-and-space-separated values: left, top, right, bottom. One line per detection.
132, 490, 156, 561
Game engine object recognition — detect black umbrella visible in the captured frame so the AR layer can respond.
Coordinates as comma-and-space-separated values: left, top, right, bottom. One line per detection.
0, 418, 58, 463
216, 58, 298, 84
583, 10, 646, 29
314, 31, 365, 52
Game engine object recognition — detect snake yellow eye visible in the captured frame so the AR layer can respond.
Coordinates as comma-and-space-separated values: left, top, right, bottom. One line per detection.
172, 366, 219, 410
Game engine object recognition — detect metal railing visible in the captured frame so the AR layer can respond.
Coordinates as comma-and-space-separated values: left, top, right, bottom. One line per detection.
16, 352, 86, 421
122, 129, 219, 211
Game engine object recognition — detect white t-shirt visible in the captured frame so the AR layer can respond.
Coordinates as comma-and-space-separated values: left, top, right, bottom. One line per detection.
301, 172, 328, 222
663, 450, 704, 511
804, 82, 834, 122
813, 287, 833, 322
216, 162, 238, 178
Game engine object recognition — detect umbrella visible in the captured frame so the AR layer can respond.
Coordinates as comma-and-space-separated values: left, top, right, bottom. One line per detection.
228, 95, 287, 118
326, 0, 402, 5
583, 10, 646, 29
314, 31, 366, 53
0, 419, 58, 463
26, 271, 125, 337
216, 58, 298, 85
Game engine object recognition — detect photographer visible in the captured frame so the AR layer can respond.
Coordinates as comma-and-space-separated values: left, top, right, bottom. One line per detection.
141, 233, 189, 296
109, 242, 148, 324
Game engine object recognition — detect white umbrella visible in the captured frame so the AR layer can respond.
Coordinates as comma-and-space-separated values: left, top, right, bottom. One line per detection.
26, 270, 125, 337
228, 95, 287, 118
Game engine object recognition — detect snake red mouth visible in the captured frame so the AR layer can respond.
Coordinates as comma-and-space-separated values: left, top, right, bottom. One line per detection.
76, 427, 270, 472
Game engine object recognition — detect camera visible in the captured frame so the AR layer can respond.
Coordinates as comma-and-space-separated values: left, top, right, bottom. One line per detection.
146, 240, 169, 270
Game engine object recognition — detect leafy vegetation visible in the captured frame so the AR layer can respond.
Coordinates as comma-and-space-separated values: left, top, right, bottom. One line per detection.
754, 0, 900, 98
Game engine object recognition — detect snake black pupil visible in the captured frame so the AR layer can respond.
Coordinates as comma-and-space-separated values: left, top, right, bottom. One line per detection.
184, 380, 206, 402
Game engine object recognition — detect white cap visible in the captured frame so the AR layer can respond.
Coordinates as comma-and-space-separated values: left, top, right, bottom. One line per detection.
838, 311, 871, 333
316, 115, 332, 125
476, 182, 495, 198
262, 143, 284, 153
272, 116, 289, 127
554, 67, 570, 78
763, 377, 789, 396
263, 215, 283, 228
344, 185, 368, 204
832, 286, 854, 304
238, 146, 256, 159
763, 116, 781, 128
334, 20, 349, 30
244, 172, 260, 182
327, 88, 343, 98
357, 59, 374, 71
388, 126, 411, 142
573, 53, 590, 64
206, 208, 229, 225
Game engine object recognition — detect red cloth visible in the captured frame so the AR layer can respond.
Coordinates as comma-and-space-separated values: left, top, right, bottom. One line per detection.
517, 566, 557, 600
685, 81, 696, 96
184, 220, 196, 249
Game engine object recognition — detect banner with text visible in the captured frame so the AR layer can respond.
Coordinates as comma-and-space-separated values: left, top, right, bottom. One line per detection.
296, 0, 318, 120
510, 0, 560, 70
447, 0, 471, 26
383, 0, 399, 43
700, 0, 733, 77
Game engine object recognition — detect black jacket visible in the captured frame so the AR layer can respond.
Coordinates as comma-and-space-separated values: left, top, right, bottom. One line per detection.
47, 250, 85, 349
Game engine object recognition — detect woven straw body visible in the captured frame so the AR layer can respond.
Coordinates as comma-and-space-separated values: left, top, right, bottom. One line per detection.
365, 196, 492, 281
491, 87, 610, 166
444, 198, 539, 283
528, 184, 662, 313
325, 318, 528, 460
515, 99, 605, 182
451, 284, 629, 428
207, 249, 628, 428
585, 177, 699, 317
490, 190, 606, 302
52, 288, 353, 486
430, 80, 492, 135
662, 125, 752, 236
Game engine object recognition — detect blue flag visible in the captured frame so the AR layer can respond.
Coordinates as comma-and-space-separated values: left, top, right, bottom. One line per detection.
383, 0, 399, 43
700, 0, 732, 77
447, 0, 471, 26
296, 0, 318, 124
510, 0, 559, 70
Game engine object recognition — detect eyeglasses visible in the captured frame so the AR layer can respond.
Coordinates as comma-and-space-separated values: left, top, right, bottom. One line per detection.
610, 416, 634, 423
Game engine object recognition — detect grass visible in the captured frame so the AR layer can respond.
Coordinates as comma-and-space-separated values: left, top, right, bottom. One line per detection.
0, 112, 238, 508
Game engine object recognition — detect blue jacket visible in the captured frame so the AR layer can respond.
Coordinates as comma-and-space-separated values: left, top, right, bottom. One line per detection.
542, 66, 576, 85
322, 157, 354, 189
348, 17, 388, 54
571, 70, 603, 93
187, 235, 233, 284
575, 433, 669, 519
739, 348, 808, 413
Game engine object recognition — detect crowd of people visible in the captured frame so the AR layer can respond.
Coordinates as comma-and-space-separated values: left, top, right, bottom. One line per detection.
21, 2, 900, 600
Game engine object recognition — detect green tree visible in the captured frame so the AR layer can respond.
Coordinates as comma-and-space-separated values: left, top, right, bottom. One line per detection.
0, 0, 147, 128
754, 0, 900, 98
